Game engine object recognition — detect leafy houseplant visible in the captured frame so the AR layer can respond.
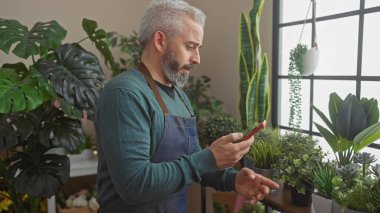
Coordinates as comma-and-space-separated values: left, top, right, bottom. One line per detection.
238, 0, 270, 130
106, 31, 142, 77
332, 158, 380, 213
0, 18, 112, 212
288, 44, 308, 130
273, 132, 325, 206
313, 92, 380, 167
247, 127, 281, 174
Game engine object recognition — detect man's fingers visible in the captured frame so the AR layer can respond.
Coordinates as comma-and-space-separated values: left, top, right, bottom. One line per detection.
260, 176, 280, 190
217, 132, 244, 145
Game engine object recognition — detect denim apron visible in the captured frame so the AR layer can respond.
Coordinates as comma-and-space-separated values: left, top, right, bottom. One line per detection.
126, 63, 198, 213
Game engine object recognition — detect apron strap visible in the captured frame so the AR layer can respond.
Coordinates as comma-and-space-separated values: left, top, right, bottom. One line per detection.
138, 62, 170, 114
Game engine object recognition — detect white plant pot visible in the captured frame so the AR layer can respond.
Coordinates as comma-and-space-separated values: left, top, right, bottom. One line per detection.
68, 149, 93, 162
312, 193, 332, 213
303, 46, 319, 76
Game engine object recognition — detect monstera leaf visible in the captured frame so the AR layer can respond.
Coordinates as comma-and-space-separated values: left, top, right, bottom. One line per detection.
82, 18, 119, 74
7, 150, 70, 198
0, 19, 67, 59
0, 67, 50, 113
36, 43, 106, 120
0, 109, 42, 151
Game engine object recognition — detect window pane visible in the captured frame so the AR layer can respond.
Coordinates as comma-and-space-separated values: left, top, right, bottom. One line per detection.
280, 24, 312, 75
278, 79, 310, 130
312, 80, 356, 132
361, 81, 380, 109
361, 82, 380, 146
362, 12, 380, 76
280, 0, 311, 23
316, 0, 359, 17
366, 0, 380, 8
314, 16, 358, 76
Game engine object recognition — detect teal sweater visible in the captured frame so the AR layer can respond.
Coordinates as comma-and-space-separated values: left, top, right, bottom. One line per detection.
95, 70, 237, 206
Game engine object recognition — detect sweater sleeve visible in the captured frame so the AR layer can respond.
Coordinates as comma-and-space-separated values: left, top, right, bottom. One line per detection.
95, 87, 219, 205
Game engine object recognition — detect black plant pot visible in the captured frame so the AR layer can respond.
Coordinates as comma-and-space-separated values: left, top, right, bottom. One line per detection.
290, 186, 313, 207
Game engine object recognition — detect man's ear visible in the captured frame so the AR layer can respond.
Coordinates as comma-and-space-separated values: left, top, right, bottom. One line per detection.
153, 31, 167, 53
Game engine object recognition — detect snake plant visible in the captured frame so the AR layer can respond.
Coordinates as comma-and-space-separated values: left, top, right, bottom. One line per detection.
238, 0, 270, 129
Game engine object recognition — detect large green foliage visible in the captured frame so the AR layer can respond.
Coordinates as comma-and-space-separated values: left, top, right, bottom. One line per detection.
313, 93, 380, 166
0, 18, 108, 211
239, 0, 270, 129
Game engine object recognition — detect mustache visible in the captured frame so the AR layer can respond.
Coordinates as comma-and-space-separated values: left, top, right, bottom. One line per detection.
182, 64, 194, 71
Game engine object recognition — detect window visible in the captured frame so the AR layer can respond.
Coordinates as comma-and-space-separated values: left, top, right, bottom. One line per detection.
272, 0, 380, 156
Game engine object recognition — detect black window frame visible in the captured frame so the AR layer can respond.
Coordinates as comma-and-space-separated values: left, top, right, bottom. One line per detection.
271, 0, 380, 150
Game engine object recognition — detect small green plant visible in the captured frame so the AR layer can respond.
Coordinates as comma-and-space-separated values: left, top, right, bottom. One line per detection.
70, 134, 93, 155
248, 141, 281, 169
106, 31, 142, 76
312, 162, 336, 199
198, 115, 240, 148
273, 132, 325, 194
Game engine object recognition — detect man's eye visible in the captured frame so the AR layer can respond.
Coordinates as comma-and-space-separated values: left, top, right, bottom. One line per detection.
186, 45, 195, 51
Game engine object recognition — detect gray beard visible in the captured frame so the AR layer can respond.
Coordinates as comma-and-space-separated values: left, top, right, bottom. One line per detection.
160, 50, 192, 87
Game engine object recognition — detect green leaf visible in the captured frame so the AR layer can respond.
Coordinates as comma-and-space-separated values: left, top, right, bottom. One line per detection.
312, 105, 338, 136
328, 92, 343, 128
39, 108, 85, 152
336, 94, 366, 140
239, 13, 254, 79
353, 122, 380, 152
246, 71, 258, 129
9, 151, 70, 198
0, 19, 66, 59
360, 97, 379, 127
36, 43, 106, 120
82, 18, 119, 75
0, 109, 42, 151
239, 52, 249, 129
313, 122, 339, 152
0, 68, 49, 113
256, 54, 270, 122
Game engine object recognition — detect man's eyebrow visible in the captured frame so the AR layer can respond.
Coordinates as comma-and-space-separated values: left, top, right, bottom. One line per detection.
188, 41, 202, 48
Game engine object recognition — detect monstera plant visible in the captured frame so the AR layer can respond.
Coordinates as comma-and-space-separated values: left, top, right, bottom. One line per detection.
0, 18, 110, 212
313, 93, 380, 167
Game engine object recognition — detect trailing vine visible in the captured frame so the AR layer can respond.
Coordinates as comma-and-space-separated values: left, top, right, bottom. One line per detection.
288, 44, 308, 130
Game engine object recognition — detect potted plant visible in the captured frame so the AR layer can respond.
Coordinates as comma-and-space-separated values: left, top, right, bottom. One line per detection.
332, 154, 380, 213
311, 161, 337, 213
246, 127, 281, 178
273, 132, 325, 206
0, 18, 111, 212
313, 93, 380, 167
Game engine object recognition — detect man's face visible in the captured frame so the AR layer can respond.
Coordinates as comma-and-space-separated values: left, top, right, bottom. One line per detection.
160, 16, 204, 87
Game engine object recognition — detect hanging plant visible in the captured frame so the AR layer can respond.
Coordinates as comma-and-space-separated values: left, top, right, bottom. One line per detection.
288, 44, 308, 130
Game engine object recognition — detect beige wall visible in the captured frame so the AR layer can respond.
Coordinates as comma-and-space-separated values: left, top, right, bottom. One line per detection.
0, 1, 273, 212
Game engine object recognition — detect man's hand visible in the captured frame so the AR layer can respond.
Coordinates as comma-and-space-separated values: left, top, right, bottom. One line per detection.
208, 133, 254, 168
235, 168, 280, 205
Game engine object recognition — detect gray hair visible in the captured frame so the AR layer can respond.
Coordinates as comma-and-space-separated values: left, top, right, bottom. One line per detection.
138, 0, 206, 48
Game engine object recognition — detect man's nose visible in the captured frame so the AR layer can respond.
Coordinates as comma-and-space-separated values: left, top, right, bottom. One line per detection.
190, 49, 201, 64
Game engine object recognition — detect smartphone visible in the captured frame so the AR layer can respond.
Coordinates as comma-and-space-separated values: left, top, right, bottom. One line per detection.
242, 120, 266, 140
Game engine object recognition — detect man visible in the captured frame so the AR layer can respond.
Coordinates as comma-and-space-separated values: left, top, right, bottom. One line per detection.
95, 0, 279, 212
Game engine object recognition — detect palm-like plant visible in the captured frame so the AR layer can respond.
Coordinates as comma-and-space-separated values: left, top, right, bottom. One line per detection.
313, 93, 380, 167
0, 18, 110, 212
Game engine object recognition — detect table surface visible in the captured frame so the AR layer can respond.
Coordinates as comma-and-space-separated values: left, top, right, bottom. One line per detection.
262, 184, 314, 213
